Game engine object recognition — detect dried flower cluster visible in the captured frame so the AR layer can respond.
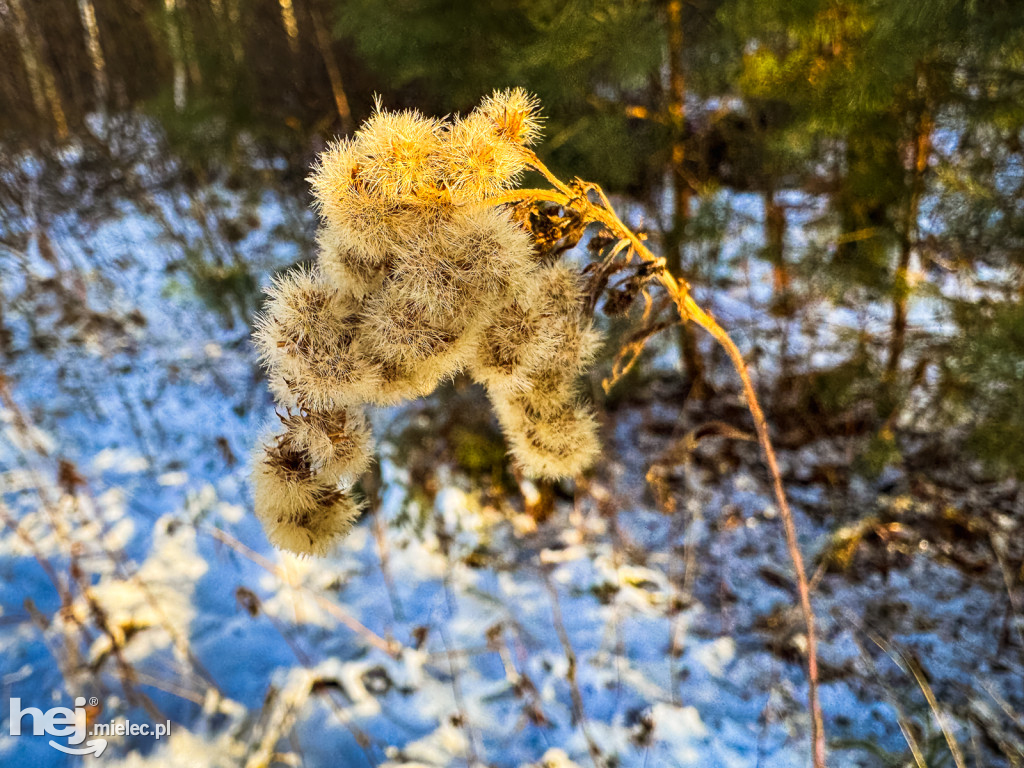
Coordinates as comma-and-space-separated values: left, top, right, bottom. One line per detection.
252, 89, 602, 556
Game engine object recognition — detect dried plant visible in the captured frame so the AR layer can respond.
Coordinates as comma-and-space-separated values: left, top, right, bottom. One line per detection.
487, 161, 828, 768
250, 89, 825, 767
252, 89, 602, 557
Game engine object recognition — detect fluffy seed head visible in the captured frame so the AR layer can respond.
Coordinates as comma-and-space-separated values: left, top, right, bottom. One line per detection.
256, 91, 603, 554
360, 282, 468, 366
362, 354, 433, 405
386, 232, 479, 322
472, 262, 600, 393
262, 492, 362, 557
477, 87, 544, 146
470, 286, 560, 392
536, 261, 586, 318
352, 107, 442, 202
309, 136, 427, 266
252, 431, 321, 510
439, 112, 528, 202
361, 317, 486, 405
252, 433, 364, 557
253, 266, 379, 409
492, 392, 600, 479
320, 190, 416, 266
535, 263, 602, 374
268, 372, 299, 409
279, 406, 373, 483
440, 205, 536, 297
316, 224, 390, 301
308, 138, 359, 224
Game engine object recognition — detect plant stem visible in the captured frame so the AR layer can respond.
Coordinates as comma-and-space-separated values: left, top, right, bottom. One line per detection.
491, 172, 827, 767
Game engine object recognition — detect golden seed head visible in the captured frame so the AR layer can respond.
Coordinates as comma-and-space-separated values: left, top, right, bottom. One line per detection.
477, 87, 544, 146
253, 266, 379, 410
352, 107, 443, 202
256, 91, 603, 553
252, 430, 366, 557
439, 112, 528, 202
308, 138, 359, 223
491, 391, 600, 479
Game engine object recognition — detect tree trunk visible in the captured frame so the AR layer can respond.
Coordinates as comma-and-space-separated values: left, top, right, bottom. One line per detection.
664, 0, 708, 398
7, 0, 68, 137
77, 0, 109, 107
887, 106, 932, 377
764, 188, 791, 314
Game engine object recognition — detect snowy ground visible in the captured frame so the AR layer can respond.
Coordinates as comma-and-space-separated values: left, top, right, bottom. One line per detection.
1, 135, 1021, 767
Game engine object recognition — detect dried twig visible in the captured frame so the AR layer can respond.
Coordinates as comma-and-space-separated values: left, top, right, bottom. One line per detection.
363, 465, 404, 624
603, 317, 676, 393
204, 525, 399, 656
866, 630, 967, 768
543, 571, 603, 768
235, 587, 378, 768
847, 625, 928, 768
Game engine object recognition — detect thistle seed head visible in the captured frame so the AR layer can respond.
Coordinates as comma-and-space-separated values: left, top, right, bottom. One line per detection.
440, 205, 536, 297
492, 392, 600, 479
387, 233, 478, 322
252, 431, 365, 557
268, 373, 299, 409
257, 478, 363, 557
477, 87, 544, 147
252, 433, 319, 509
308, 137, 360, 222
470, 291, 560, 392
439, 112, 529, 202
535, 262, 586, 319
279, 406, 373, 483
359, 354, 429, 405
255, 90, 605, 554
253, 266, 380, 409
360, 284, 469, 366
535, 263, 602, 375
352, 107, 443, 202
318, 189, 418, 266
315, 224, 391, 301
471, 262, 600, 393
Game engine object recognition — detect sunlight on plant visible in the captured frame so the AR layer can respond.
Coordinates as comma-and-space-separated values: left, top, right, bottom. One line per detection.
250, 88, 827, 767
252, 90, 601, 557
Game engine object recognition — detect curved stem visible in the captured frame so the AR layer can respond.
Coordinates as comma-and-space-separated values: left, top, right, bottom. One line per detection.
678, 295, 826, 768
494, 173, 827, 768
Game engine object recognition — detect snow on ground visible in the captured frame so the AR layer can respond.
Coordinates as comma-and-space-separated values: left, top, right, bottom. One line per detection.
0, 143, 1021, 767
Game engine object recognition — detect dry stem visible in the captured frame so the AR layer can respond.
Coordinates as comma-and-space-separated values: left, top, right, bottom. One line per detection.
491, 160, 827, 767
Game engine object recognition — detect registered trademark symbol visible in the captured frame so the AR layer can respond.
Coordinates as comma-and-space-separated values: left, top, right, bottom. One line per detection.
89, 697, 98, 707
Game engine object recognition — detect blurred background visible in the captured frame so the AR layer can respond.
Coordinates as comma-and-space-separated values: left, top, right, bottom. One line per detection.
0, 1, 1022, 766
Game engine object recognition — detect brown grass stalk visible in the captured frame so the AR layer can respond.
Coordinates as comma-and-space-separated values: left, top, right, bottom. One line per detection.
489, 159, 827, 767
204, 525, 399, 656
